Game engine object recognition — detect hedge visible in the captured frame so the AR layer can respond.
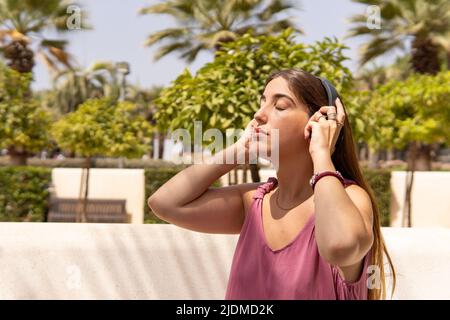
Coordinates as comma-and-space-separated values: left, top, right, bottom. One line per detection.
143, 167, 391, 226
0, 156, 176, 168
0, 166, 51, 222
0, 165, 391, 226
362, 168, 391, 227
144, 165, 222, 224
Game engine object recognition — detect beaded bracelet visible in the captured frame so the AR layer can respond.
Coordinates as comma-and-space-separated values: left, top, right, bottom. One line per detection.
309, 170, 344, 191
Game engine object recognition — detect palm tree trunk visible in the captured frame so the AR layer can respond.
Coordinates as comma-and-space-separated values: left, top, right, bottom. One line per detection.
367, 146, 379, 169
403, 141, 418, 227
80, 157, 92, 223
404, 29, 435, 173
387, 147, 395, 161
358, 142, 368, 162
158, 131, 165, 159
414, 142, 432, 171
77, 166, 86, 223
411, 37, 440, 75
249, 163, 260, 183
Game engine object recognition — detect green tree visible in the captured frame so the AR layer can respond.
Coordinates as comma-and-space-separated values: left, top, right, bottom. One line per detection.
352, 55, 413, 165
52, 97, 154, 221
0, 0, 88, 74
127, 85, 164, 159
358, 70, 450, 226
153, 28, 353, 181
0, 63, 51, 165
354, 55, 412, 91
139, 0, 301, 62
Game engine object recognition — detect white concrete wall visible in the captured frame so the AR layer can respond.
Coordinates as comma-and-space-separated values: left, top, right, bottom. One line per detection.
390, 171, 450, 227
52, 168, 145, 224
50, 168, 450, 228
0, 223, 448, 299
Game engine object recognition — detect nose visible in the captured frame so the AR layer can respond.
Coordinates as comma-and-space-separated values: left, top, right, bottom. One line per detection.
254, 104, 269, 125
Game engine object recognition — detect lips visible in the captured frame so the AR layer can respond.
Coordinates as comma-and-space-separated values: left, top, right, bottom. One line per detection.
255, 128, 269, 135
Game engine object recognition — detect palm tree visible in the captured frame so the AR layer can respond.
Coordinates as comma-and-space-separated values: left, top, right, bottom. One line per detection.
52, 61, 125, 114
347, 0, 450, 74
139, 0, 301, 62
347, 0, 450, 171
127, 85, 164, 159
348, 0, 450, 227
355, 55, 412, 90
0, 0, 87, 74
0, 0, 88, 164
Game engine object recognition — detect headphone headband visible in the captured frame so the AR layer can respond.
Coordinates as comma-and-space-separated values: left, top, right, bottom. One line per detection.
316, 76, 339, 107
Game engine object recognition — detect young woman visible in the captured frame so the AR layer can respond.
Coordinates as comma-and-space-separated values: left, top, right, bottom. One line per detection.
148, 68, 396, 300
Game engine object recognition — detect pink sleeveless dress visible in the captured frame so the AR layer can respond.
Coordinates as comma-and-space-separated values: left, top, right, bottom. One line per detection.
225, 176, 371, 300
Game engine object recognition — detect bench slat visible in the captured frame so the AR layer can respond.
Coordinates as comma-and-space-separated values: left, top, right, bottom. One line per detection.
48, 198, 127, 223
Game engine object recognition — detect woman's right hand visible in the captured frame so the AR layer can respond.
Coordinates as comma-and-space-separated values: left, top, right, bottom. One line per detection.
233, 119, 264, 164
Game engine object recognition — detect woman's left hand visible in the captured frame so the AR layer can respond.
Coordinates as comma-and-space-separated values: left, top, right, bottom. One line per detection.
304, 97, 345, 159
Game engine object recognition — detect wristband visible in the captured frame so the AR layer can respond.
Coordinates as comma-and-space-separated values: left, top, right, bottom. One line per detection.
309, 170, 344, 191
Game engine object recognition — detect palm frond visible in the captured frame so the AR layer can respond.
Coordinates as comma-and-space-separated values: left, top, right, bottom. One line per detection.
154, 41, 191, 61
359, 36, 403, 66
140, 0, 301, 63
37, 50, 59, 74
257, 0, 296, 21
143, 28, 188, 47
40, 39, 67, 50
47, 46, 72, 69
179, 43, 205, 63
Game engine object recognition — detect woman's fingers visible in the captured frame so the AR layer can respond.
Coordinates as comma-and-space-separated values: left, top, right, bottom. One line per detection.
330, 98, 345, 154
335, 97, 345, 125
304, 109, 331, 139
304, 101, 346, 141
312, 107, 335, 120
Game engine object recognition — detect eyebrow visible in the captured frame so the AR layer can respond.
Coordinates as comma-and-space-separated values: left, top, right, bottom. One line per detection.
260, 93, 296, 105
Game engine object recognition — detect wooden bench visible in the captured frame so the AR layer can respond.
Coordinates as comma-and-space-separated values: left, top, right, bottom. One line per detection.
48, 198, 127, 223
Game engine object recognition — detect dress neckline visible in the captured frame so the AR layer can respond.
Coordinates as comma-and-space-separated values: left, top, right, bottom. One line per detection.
257, 177, 315, 253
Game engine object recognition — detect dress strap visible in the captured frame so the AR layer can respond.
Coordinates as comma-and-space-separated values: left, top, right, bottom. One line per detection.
343, 178, 358, 187
252, 176, 356, 200
252, 177, 278, 200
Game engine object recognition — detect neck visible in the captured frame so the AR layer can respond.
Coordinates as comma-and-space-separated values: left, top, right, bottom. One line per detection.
274, 150, 314, 207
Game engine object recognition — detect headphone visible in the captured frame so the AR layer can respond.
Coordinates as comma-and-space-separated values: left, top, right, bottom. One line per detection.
312, 76, 345, 147
306, 76, 339, 118
316, 76, 339, 107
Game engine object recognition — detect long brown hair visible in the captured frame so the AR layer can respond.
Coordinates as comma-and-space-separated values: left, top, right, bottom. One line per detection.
265, 68, 396, 300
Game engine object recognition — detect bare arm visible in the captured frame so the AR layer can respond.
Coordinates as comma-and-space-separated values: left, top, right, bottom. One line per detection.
312, 150, 374, 267
148, 120, 261, 234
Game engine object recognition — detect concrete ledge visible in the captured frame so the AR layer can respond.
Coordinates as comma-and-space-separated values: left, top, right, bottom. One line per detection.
0, 223, 449, 299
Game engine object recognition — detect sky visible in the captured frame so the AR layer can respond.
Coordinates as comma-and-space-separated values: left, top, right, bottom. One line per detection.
32, 0, 375, 91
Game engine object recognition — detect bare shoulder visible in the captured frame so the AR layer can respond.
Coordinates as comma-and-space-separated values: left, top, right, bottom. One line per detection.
344, 182, 370, 197
237, 182, 265, 218
336, 183, 374, 282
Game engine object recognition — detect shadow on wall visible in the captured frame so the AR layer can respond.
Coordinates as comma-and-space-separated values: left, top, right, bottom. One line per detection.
0, 223, 449, 299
